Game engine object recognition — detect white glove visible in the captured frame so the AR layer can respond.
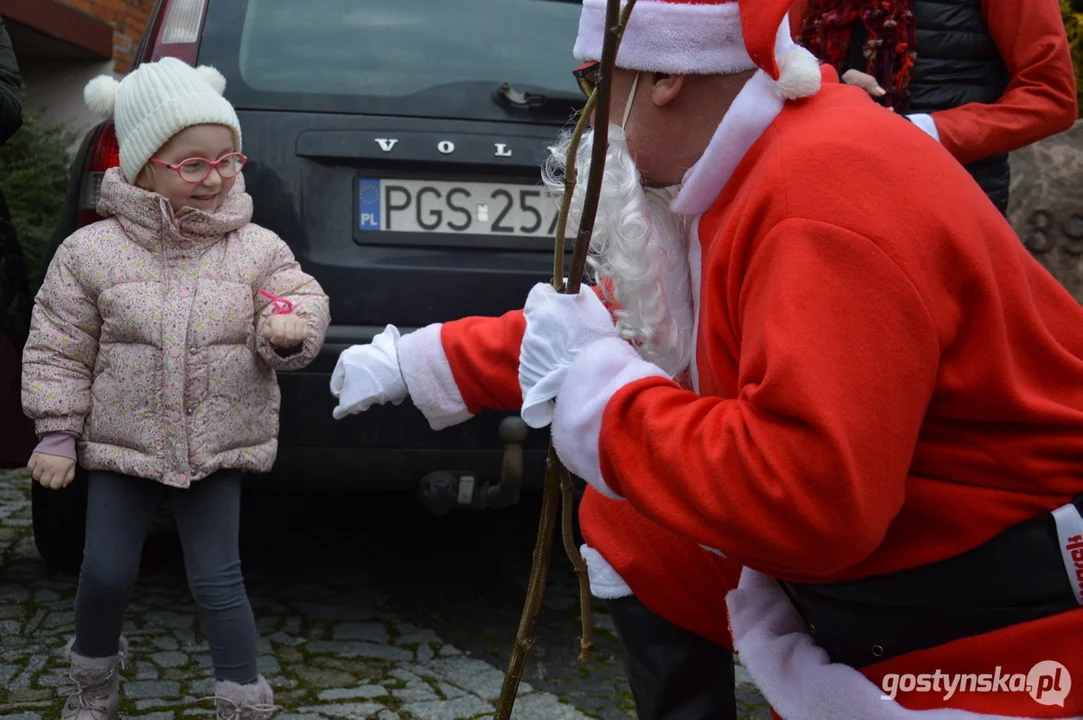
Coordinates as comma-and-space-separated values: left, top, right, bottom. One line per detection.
519, 282, 620, 428
331, 325, 409, 420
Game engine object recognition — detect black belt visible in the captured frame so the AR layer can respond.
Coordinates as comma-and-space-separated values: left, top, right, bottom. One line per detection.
777, 494, 1083, 669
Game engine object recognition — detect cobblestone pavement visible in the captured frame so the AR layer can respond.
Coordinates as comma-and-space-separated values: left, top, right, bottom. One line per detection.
0, 468, 772, 719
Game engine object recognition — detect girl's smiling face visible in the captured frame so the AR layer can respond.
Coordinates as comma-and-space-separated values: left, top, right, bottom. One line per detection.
142, 124, 239, 214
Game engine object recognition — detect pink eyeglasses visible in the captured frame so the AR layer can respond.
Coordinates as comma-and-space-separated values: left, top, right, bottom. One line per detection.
148, 152, 248, 184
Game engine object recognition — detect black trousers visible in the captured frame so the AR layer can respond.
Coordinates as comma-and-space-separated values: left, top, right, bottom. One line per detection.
73, 470, 259, 684
608, 595, 736, 720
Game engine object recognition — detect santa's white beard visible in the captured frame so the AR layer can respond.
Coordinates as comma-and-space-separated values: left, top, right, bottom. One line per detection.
541, 124, 695, 378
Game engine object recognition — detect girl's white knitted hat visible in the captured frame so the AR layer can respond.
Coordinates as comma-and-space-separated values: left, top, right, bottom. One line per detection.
83, 57, 242, 183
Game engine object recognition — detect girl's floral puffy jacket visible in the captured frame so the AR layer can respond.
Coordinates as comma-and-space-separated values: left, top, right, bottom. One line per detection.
21, 167, 330, 487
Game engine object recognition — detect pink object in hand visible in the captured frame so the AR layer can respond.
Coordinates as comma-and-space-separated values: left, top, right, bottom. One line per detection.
170, 411, 181, 422
259, 289, 293, 315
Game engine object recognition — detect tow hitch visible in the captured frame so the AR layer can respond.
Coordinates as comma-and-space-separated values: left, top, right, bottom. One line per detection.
416, 416, 529, 515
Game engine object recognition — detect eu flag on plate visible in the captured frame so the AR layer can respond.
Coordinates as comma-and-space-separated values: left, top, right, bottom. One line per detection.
358, 179, 381, 231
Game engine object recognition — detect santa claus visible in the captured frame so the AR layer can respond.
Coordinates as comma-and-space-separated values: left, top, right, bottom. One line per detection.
331, 0, 1083, 718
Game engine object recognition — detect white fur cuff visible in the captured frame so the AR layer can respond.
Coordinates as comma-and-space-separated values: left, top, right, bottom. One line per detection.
907, 113, 941, 143
551, 337, 669, 500
574, 0, 756, 75
397, 323, 474, 431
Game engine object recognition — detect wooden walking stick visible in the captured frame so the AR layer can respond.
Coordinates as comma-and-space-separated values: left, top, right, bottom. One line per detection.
492, 0, 637, 716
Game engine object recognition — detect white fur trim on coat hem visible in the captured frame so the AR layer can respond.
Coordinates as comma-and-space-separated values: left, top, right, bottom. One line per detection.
671, 69, 786, 216
397, 323, 474, 431
551, 337, 670, 501
726, 568, 1068, 720
580, 544, 634, 599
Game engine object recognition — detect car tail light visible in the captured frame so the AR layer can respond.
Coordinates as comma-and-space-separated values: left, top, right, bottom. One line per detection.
73, 0, 209, 228
76, 123, 120, 229
144, 0, 209, 66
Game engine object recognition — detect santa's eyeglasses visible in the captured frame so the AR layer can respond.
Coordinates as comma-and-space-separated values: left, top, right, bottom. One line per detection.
573, 61, 600, 100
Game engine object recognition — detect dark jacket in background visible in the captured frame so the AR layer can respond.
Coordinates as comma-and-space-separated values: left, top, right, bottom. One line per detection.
838, 5, 1013, 212
792, 0, 1078, 216
0, 15, 36, 468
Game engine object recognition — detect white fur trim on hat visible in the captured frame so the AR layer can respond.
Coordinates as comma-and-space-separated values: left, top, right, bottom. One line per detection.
83, 57, 243, 183
574, 0, 820, 100
574, 0, 755, 75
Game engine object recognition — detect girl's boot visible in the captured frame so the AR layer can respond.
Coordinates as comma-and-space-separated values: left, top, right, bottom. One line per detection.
214, 675, 277, 720
61, 637, 128, 720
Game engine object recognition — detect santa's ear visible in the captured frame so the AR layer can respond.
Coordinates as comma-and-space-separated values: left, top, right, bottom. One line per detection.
650, 73, 684, 107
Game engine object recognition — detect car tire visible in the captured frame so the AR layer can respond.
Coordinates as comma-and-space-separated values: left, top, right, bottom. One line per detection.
31, 466, 88, 573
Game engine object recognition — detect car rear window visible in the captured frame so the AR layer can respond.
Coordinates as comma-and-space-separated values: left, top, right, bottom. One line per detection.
202, 0, 585, 121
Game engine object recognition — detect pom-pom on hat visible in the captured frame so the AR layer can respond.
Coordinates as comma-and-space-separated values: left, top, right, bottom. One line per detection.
573, 0, 822, 100
83, 57, 243, 183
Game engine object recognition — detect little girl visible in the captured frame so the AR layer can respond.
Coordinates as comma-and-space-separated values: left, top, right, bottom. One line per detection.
21, 57, 330, 720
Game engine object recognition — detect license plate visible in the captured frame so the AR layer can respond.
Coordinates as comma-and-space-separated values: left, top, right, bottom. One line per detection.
358, 178, 562, 237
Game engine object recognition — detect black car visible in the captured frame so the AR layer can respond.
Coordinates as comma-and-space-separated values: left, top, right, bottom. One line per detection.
33, 0, 587, 569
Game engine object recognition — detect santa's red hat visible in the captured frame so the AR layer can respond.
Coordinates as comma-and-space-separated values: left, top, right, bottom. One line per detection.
574, 0, 822, 100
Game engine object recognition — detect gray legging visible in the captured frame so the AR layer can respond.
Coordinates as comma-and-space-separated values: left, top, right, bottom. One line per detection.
71, 470, 258, 685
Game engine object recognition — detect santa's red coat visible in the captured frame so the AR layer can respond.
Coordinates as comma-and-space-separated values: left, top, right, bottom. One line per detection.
412, 297, 746, 651
396, 67, 1083, 718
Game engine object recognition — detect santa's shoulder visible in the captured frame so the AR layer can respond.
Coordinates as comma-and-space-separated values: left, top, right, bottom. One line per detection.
736, 84, 1003, 243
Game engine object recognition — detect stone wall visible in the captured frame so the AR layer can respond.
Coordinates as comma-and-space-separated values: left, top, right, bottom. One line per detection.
1008, 119, 1083, 302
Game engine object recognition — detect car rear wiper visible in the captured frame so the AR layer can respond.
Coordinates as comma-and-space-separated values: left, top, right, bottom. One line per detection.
493, 82, 584, 115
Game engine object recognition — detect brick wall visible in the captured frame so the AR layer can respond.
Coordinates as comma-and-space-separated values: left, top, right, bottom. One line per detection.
55, 0, 153, 73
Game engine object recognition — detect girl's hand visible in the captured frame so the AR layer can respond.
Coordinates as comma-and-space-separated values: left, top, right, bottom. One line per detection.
263, 313, 307, 349
842, 69, 887, 98
28, 453, 77, 490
